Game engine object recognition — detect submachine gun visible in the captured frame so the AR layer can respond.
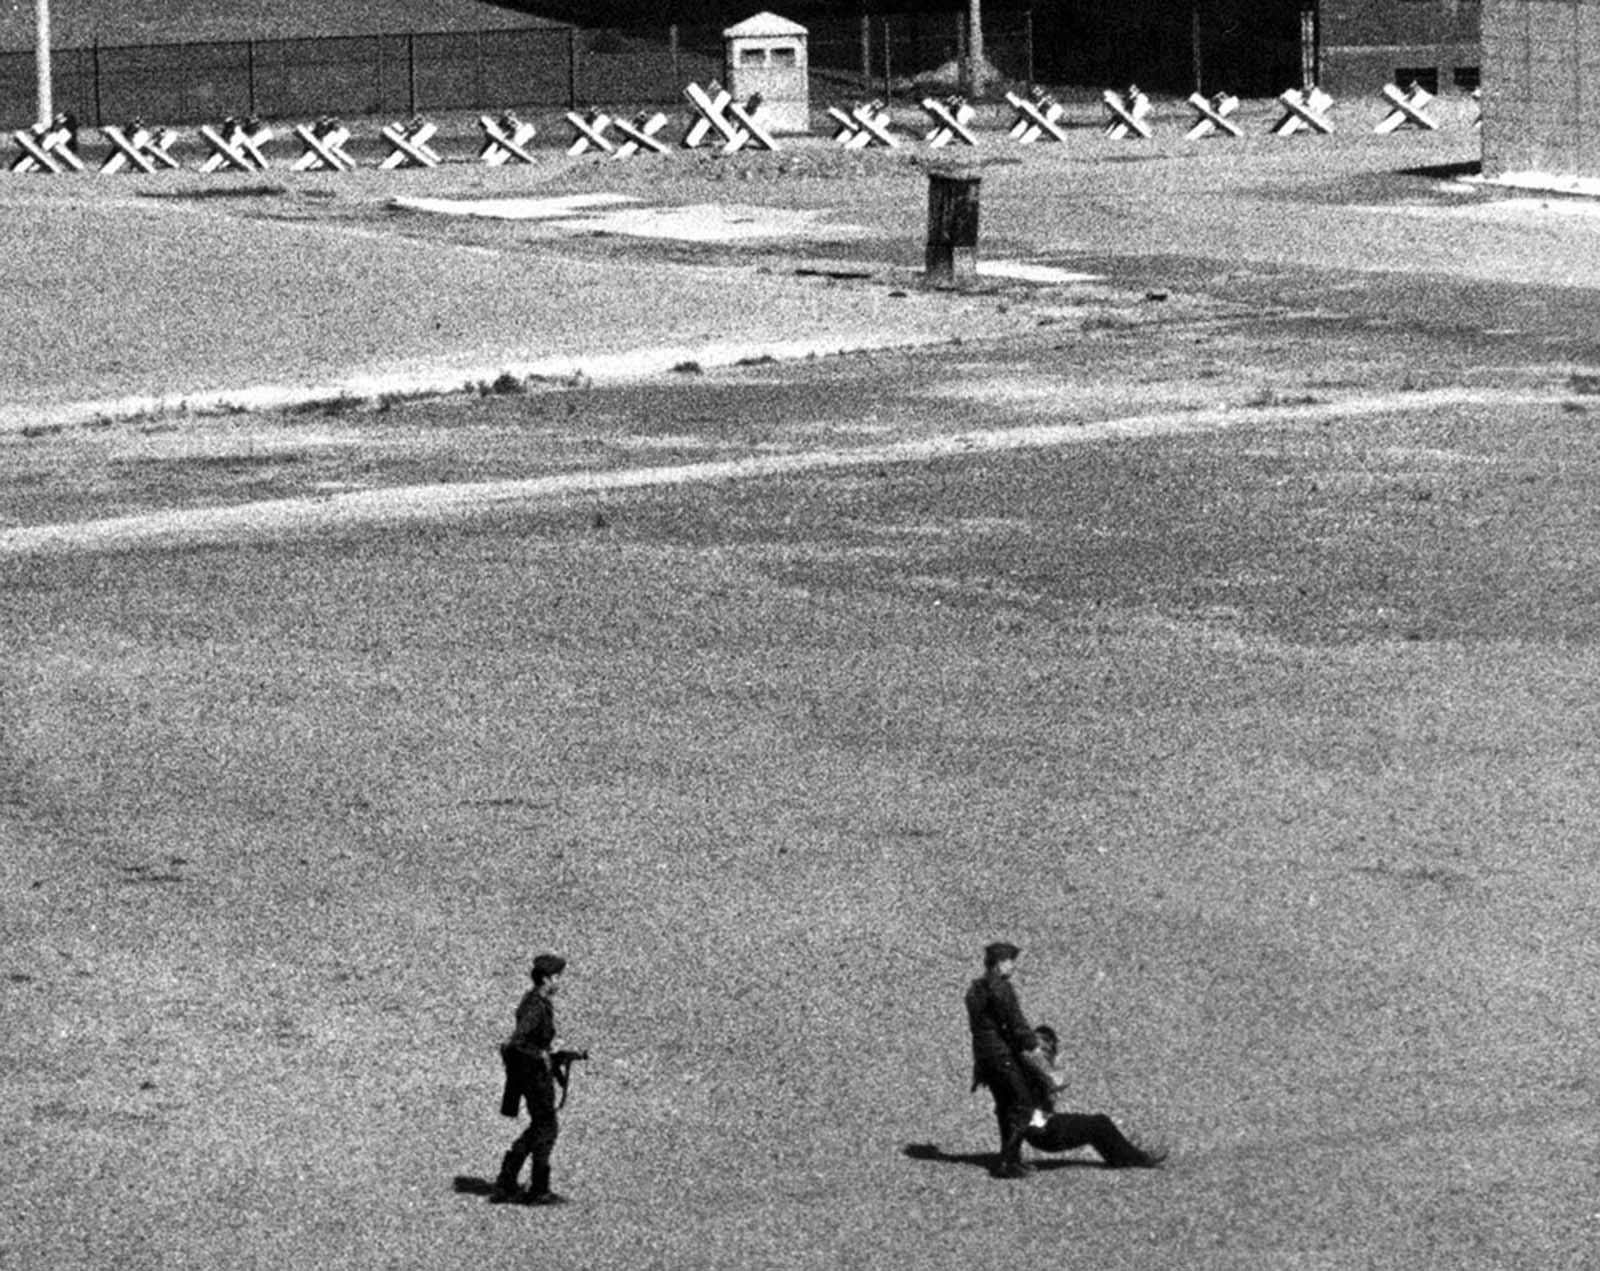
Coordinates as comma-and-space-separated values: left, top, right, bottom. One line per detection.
499, 1046, 590, 1116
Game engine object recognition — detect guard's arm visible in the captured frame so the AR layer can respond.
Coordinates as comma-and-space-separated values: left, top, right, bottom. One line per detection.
1019, 1045, 1067, 1093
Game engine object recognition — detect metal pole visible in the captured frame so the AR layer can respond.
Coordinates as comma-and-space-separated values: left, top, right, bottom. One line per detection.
956, 8, 968, 95
966, 0, 984, 96
860, 14, 870, 94
35, 0, 52, 124
1300, 6, 1315, 90
568, 26, 578, 110
1025, 8, 1034, 90
247, 38, 256, 117
1191, 1, 1203, 95
882, 17, 890, 101
92, 38, 102, 127
407, 31, 417, 115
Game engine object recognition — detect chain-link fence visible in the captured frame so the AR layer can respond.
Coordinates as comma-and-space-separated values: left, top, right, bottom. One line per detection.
0, 7, 1307, 131
0, 11, 1038, 131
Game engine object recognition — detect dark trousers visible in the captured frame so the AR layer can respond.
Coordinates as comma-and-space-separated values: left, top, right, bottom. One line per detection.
499, 1064, 560, 1191
1025, 1112, 1145, 1167
974, 1055, 1035, 1167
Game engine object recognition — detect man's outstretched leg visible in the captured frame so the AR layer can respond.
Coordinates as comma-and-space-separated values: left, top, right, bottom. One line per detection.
1027, 1112, 1167, 1169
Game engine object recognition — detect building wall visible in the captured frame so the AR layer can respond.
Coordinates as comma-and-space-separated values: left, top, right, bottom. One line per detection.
1319, 0, 1482, 96
1482, 0, 1600, 177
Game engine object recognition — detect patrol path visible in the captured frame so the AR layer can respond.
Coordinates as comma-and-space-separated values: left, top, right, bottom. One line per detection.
0, 386, 1555, 557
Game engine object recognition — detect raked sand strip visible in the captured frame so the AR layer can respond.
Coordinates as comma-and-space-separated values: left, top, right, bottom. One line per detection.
0, 388, 1556, 557
13, 331, 973, 433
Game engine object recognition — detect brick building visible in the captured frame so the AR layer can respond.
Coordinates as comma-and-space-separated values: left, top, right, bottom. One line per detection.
1317, 0, 1482, 96
1481, 0, 1600, 178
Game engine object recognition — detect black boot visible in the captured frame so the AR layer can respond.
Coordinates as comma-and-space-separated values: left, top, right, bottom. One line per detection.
995, 1127, 1032, 1179
526, 1164, 568, 1206
488, 1151, 525, 1203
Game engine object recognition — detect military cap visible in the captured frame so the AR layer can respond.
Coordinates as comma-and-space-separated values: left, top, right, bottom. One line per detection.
983, 941, 1021, 966
531, 953, 568, 980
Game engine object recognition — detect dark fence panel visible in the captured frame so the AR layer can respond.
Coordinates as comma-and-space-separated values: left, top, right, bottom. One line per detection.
0, 8, 1306, 133
570, 27, 714, 109
253, 36, 379, 119
479, 27, 572, 109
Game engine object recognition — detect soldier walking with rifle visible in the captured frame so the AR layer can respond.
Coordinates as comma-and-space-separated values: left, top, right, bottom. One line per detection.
488, 952, 587, 1205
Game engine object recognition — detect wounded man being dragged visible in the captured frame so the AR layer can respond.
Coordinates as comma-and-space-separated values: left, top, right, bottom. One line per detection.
1022, 1024, 1166, 1169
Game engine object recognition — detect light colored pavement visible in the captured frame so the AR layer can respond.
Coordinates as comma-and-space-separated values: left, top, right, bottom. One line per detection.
5, 102, 1600, 435
0, 176, 1037, 432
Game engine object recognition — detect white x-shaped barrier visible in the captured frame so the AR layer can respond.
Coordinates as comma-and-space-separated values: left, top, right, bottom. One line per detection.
99, 122, 179, 173
1006, 90, 1069, 144
10, 119, 85, 173
380, 117, 441, 168
921, 95, 978, 147
1103, 86, 1153, 139
478, 112, 538, 165
566, 109, 616, 155
724, 96, 779, 152
613, 112, 670, 157
1271, 86, 1334, 136
1374, 82, 1438, 134
292, 118, 357, 171
199, 118, 272, 172
828, 100, 899, 149
683, 82, 740, 148
1184, 92, 1242, 139
683, 82, 778, 153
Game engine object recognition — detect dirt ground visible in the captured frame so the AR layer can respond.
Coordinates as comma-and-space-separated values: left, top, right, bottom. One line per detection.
3, 108, 1600, 1270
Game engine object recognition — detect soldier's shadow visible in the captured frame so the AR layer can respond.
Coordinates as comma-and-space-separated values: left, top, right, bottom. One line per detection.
901, 1143, 1099, 1172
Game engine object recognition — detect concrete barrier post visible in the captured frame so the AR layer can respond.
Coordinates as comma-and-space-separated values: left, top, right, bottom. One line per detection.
925, 169, 981, 286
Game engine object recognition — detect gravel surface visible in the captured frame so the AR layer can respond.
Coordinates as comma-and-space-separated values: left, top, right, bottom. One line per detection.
4, 107, 1600, 1271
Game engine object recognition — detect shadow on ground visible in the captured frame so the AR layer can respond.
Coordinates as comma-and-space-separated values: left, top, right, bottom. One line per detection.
901, 1143, 1100, 1175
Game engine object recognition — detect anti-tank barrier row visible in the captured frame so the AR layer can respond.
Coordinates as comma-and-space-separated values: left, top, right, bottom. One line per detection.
6, 84, 1481, 175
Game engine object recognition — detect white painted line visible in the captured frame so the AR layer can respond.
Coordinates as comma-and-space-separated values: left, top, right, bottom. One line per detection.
390, 193, 641, 219
394, 195, 867, 242
979, 260, 1102, 284
4, 333, 967, 434
1466, 171, 1600, 200
0, 388, 1558, 558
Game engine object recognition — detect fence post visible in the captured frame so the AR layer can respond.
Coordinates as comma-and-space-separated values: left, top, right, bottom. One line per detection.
475, 29, 484, 109
34, 0, 51, 126
1300, 6, 1315, 90
92, 39, 103, 127
407, 31, 417, 114
246, 38, 256, 117
567, 26, 577, 110
881, 17, 891, 101
1191, 1, 1203, 95
1024, 8, 1034, 90
859, 15, 870, 94
955, 7, 967, 96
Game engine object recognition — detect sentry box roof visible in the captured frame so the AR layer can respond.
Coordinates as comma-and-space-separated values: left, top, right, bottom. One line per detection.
723, 11, 808, 39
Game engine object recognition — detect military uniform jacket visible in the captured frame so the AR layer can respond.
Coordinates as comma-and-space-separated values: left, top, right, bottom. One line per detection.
507, 990, 557, 1060
965, 973, 1038, 1089
499, 991, 557, 1118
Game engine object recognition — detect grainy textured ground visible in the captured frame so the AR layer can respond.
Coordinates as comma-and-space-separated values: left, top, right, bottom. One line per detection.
3, 110, 1599, 1271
